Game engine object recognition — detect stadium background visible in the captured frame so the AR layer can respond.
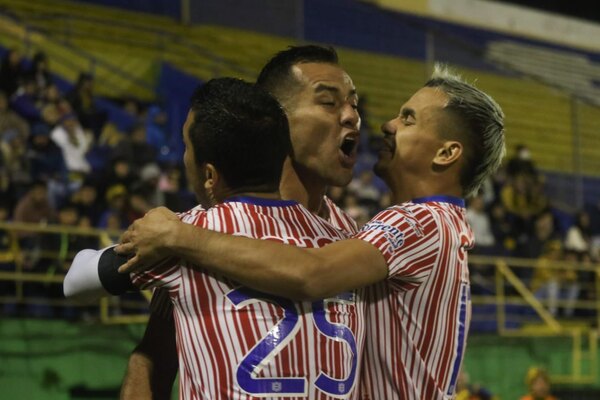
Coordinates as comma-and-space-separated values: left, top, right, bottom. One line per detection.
1, 0, 600, 398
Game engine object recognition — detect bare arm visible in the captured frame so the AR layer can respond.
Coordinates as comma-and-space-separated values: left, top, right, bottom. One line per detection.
116, 208, 388, 300
121, 310, 178, 400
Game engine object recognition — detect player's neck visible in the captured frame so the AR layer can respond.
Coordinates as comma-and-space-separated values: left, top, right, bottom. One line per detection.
279, 158, 327, 214
219, 187, 281, 202
391, 176, 463, 205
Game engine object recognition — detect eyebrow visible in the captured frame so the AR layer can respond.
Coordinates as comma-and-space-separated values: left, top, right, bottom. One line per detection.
314, 83, 358, 98
401, 107, 416, 119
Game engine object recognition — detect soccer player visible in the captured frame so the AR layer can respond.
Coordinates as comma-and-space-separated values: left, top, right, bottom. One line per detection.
64, 78, 366, 399
117, 65, 506, 399
121, 45, 362, 399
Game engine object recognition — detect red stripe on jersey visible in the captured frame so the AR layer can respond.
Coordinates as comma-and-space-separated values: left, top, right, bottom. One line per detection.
134, 200, 366, 400
323, 196, 358, 235
355, 201, 473, 400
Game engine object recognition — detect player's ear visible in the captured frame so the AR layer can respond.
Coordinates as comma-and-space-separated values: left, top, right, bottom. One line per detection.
433, 140, 462, 167
203, 163, 219, 190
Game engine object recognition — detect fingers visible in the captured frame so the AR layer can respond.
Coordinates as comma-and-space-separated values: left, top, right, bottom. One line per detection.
114, 242, 135, 255
119, 230, 131, 245
118, 254, 140, 274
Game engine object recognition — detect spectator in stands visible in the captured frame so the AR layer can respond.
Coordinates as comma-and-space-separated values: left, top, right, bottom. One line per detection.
518, 211, 560, 258
27, 124, 67, 183
35, 202, 97, 316
0, 200, 19, 299
11, 77, 42, 122
560, 249, 581, 317
122, 97, 140, 119
466, 194, 495, 253
40, 83, 71, 126
96, 156, 137, 200
564, 210, 591, 256
507, 143, 537, 180
501, 172, 548, 233
584, 200, 600, 261
0, 128, 31, 197
144, 105, 170, 162
43, 202, 97, 261
50, 113, 92, 179
129, 164, 165, 215
13, 181, 55, 269
531, 240, 577, 317
0, 49, 24, 97
516, 210, 560, 284
66, 73, 106, 136
489, 201, 516, 255
112, 123, 157, 169
13, 180, 55, 225
26, 51, 52, 95
520, 367, 558, 400
0, 90, 29, 141
0, 149, 9, 210
456, 370, 496, 400
97, 184, 129, 229
70, 179, 102, 227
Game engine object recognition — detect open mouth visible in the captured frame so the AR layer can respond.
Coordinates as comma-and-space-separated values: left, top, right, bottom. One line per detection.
340, 135, 358, 157
339, 134, 358, 168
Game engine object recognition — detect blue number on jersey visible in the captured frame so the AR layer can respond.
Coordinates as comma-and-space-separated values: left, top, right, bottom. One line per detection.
312, 292, 358, 396
226, 287, 307, 396
447, 283, 469, 396
227, 288, 359, 397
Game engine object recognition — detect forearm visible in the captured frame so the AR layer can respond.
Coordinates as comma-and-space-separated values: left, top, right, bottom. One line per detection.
170, 225, 386, 300
121, 311, 178, 400
120, 352, 154, 400
168, 224, 320, 299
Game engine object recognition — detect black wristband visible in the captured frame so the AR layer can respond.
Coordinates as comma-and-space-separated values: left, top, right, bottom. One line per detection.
98, 248, 135, 295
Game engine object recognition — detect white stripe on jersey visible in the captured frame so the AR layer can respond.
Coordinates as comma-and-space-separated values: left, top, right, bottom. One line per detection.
149, 198, 357, 315
322, 196, 359, 235
355, 200, 473, 400
133, 199, 366, 400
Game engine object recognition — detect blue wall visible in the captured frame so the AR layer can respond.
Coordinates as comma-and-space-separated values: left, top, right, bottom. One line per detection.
73, 0, 180, 19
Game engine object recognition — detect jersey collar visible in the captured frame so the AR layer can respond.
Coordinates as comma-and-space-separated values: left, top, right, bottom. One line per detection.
411, 195, 465, 208
224, 196, 298, 207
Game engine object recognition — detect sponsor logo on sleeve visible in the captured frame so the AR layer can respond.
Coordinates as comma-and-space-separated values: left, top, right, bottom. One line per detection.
361, 220, 404, 249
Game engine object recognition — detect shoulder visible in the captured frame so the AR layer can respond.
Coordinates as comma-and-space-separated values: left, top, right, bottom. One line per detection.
178, 204, 206, 226
322, 196, 359, 235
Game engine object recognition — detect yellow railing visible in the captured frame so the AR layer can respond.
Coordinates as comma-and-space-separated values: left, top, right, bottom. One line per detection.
469, 255, 600, 384
0, 221, 150, 324
0, 222, 599, 382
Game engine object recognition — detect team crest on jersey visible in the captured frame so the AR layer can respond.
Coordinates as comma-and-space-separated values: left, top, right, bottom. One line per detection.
362, 220, 404, 249
271, 382, 282, 392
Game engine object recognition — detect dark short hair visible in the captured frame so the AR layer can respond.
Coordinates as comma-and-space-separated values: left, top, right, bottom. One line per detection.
188, 78, 290, 191
256, 45, 338, 104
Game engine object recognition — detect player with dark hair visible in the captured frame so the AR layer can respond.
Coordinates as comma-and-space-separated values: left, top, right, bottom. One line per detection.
65, 77, 366, 399
118, 64, 506, 399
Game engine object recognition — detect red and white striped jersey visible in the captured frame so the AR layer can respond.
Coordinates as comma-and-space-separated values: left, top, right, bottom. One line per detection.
148, 197, 357, 324
322, 196, 359, 235
354, 197, 473, 400
133, 197, 366, 400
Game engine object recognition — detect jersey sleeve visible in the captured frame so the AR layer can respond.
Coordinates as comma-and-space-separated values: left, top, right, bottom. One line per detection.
131, 205, 207, 291
353, 205, 440, 287
131, 256, 181, 291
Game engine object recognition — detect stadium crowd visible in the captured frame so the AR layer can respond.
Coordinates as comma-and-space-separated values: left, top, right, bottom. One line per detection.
0, 49, 598, 322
